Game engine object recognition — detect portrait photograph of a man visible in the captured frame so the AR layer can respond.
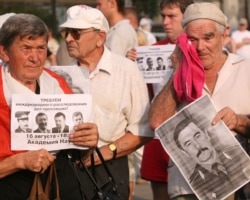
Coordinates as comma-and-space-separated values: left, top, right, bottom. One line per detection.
156, 95, 250, 200
33, 112, 50, 133
14, 111, 32, 133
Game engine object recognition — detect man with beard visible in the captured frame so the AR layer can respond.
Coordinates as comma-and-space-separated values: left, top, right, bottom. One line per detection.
34, 112, 50, 133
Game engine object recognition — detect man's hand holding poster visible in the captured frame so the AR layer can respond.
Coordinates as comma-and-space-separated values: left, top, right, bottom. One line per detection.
156, 95, 250, 200
11, 94, 92, 151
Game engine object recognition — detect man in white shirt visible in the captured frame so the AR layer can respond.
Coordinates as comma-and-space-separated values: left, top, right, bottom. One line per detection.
96, 0, 138, 56
231, 18, 250, 58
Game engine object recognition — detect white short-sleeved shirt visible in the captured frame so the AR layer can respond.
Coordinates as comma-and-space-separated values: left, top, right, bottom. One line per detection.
105, 19, 138, 56
73, 47, 153, 147
168, 53, 250, 198
231, 30, 250, 58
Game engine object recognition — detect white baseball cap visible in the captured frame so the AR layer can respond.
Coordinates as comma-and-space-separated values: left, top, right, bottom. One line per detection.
0, 13, 16, 28
60, 5, 109, 33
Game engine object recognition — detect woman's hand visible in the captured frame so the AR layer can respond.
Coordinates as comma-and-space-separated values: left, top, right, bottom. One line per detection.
19, 149, 56, 173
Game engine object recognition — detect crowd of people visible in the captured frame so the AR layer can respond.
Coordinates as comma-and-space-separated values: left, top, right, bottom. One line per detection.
1, 0, 250, 200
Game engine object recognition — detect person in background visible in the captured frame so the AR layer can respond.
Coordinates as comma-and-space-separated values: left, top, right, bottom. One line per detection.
231, 17, 250, 58
139, 16, 153, 32
0, 12, 16, 66
139, 15, 157, 45
46, 28, 59, 66
56, 40, 75, 65
124, 6, 149, 199
124, 7, 148, 46
0, 13, 98, 199
140, 1, 193, 200
96, 0, 138, 56
59, 5, 153, 199
149, 2, 250, 200
223, 22, 236, 53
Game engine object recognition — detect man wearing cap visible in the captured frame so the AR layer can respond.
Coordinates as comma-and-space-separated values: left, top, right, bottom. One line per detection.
15, 111, 32, 133
96, 0, 138, 56
59, 5, 153, 199
231, 17, 250, 59
149, 2, 250, 200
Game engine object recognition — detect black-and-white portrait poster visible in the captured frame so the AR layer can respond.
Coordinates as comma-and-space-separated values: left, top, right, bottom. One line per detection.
11, 94, 92, 152
136, 45, 175, 84
156, 94, 250, 200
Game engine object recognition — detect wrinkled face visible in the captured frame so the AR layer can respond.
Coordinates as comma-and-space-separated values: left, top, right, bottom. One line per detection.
2, 36, 47, 84
178, 122, 215, 164
161, 5, 184, 42
63, 28, 102, 62
185, 19, 225, 70
18, 114, 29, 130
73, 115, 83, 125
37, 115, 48, 130
55, 116, 65, 128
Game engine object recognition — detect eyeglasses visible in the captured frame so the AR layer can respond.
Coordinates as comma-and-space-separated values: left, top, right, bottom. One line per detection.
60, 28, 100, 40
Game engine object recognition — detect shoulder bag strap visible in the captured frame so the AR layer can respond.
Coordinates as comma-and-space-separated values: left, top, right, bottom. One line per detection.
94, 147, 117, 185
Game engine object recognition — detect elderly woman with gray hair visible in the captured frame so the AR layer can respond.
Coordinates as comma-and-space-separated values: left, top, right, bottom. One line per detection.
0, 13, 98, 199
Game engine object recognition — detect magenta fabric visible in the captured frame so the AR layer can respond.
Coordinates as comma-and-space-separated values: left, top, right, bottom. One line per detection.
173, 33, 205, 103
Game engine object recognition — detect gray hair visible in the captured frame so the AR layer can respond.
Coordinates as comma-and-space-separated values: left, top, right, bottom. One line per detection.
0, 13, 49, 50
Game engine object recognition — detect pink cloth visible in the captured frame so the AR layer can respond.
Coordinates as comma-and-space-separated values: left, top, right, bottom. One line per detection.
173, 33, 205, 103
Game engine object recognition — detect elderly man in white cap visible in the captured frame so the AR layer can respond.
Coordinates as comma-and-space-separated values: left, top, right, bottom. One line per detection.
149, 2, 250, 200
59, 5, 153, 199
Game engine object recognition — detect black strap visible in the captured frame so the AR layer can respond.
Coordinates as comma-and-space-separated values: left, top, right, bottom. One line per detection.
94, 148, 117, 184
79, 147, 118, 199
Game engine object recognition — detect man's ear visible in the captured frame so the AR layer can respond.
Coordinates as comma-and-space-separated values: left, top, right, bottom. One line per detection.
96, 31, 106, 47
0, 45, 9, 63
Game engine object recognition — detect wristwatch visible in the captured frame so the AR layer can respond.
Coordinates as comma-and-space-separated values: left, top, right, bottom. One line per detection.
108, 143, 117, 160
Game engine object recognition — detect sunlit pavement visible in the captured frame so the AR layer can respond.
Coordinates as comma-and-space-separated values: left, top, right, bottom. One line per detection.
133, 181, 153, 200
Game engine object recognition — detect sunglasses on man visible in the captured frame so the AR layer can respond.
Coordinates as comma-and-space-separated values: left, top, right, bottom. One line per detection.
60, 28, 100, 40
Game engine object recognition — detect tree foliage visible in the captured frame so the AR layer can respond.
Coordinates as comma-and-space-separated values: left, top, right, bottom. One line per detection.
132, 0, 159, 18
